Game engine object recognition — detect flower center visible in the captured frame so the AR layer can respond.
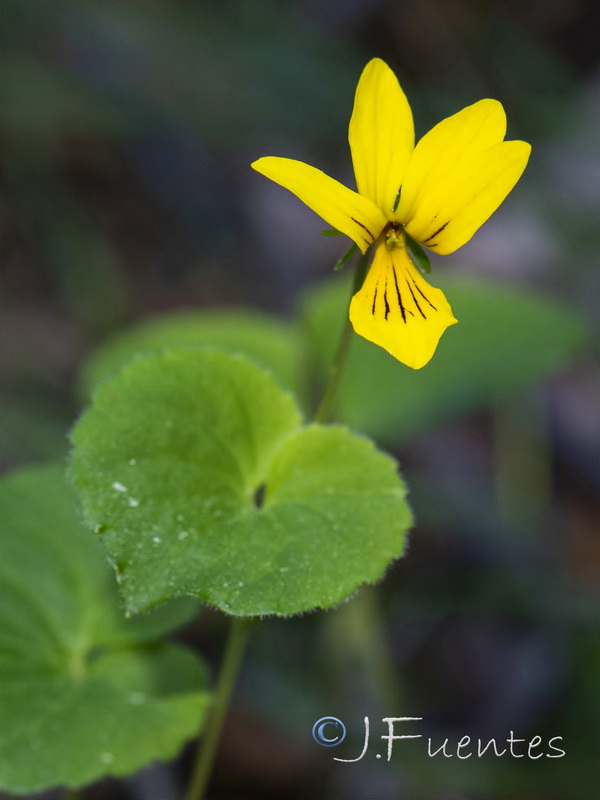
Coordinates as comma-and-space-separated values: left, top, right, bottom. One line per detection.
383, 222, 404, 251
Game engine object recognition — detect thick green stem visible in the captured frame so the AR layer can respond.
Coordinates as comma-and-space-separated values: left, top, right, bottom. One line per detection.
185, 617, 253, 800
313, 251, 369, 424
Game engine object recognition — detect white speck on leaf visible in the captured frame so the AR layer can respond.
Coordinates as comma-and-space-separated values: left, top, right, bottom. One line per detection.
152, 537, 161, 544
178, 530, 189, 540
128, 497, 139, 507
112, 482, 127, 492
100, 752, 114, 764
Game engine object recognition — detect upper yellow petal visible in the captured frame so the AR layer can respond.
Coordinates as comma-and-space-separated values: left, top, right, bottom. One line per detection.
349, 58, 414, 217
252, 156, 386, 253
404, 140, 531, 254
396, 98, 507, 226
349, 239, 457, 369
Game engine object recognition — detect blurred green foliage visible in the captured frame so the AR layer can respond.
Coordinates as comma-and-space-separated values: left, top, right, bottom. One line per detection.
80, 310, 303, 399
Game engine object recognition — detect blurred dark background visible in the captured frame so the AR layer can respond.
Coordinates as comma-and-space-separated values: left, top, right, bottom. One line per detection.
1, 0, 598, 798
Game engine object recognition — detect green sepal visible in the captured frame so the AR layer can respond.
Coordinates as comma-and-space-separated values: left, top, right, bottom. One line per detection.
404, 231, 431, 275
333, 242, 359, 271
320, 228, 345, 237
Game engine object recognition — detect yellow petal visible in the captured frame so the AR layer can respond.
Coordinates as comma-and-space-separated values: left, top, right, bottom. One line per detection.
349, 58, 414, 217
404, 140, 531, 254
252, 156, 386, 253
396, 98, 507, 226
349, 239, 457, 369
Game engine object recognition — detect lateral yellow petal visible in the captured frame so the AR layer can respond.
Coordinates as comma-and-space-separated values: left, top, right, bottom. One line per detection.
396, 98, 507, 226
349, 240, 457, 369
349, 58, 414, 217
252, 156, 386, 253
405, 140, 531, 254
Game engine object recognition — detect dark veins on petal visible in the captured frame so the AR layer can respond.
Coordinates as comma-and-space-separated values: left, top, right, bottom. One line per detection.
383, 280, 391, 320
392, 265, 413, 322
422, 221, 449, 244
350, 216, 375, 245
406, 279, 426, 319
410, 277, 438, 310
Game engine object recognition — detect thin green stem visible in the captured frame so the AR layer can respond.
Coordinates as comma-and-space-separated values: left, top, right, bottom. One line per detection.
313, 250, 369, 424
185, 617, 254, 800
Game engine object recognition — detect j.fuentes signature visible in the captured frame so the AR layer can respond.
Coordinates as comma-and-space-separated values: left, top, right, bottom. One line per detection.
312, 717, 565, 762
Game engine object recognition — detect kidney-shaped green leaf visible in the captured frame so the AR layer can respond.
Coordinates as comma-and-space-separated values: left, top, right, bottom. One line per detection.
70, 350, 411, 617
302, 274, 588, 444
0, 466, 210, 795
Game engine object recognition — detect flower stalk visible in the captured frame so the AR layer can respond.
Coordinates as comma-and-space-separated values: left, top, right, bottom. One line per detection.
314, 249, 369, 424
186, 617, 254, 800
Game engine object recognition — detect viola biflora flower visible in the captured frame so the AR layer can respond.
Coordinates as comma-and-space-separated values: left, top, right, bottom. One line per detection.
252, 58, 531, 369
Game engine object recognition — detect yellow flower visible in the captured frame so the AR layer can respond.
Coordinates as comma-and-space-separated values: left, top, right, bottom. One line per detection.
252, 58, 531, 369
